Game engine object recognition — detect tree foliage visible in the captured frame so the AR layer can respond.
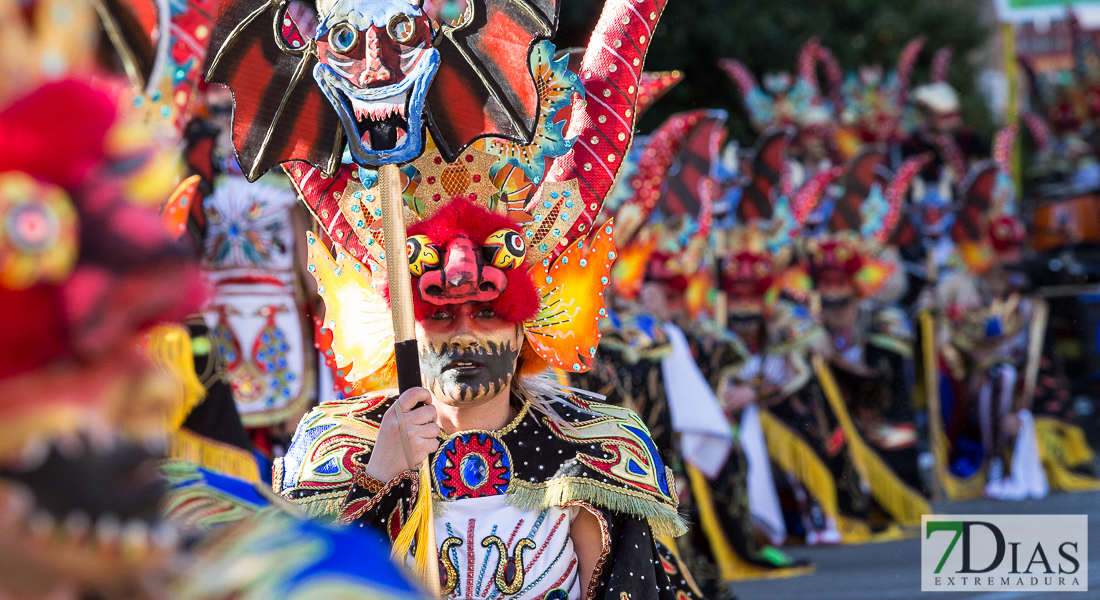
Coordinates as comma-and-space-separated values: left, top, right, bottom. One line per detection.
557, 0, 992, 143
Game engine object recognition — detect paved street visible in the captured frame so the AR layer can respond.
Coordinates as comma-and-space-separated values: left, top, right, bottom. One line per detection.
732, 491, 1100, 600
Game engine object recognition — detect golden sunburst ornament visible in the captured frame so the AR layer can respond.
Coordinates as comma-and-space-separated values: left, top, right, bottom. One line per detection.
410, 147, 500, 219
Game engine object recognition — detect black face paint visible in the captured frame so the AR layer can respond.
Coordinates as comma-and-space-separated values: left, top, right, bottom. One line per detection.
419, 340, 520, 403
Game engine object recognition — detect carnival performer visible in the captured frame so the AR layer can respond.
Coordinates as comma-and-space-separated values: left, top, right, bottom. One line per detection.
589, 110, 812, 591
901, 48, 989, 183
929, 127, 1098, 500
833, 37, 925, 158
200, 0, 715, 596
717, 221, 858, 545
0, 82, 201, 600
0, 3, 209, 594
719, 38, 842, 188
1019, 13, 1100, 187
797, 154, 932, 530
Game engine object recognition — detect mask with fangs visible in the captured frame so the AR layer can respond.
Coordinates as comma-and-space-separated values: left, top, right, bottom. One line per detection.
314, 0, 440, 165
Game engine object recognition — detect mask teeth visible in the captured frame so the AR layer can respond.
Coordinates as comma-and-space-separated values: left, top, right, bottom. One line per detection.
476, 383, 486, 398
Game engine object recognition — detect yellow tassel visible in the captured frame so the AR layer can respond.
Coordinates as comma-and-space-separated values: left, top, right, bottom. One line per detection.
812, 355, 931, 526
144, 324, 206, 431
391, 461, 441, 596
1034, 417, 1100, 493
759, 409, 839, 520
685, 464, 740, 580
686, 465, 813, 581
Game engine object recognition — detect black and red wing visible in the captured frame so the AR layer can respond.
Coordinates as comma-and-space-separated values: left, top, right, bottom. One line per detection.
426, 0, 560, 160
203, 0, 342, 181
952, 163, 997, 243
661, 113, 727, 218
832, 147, 887, 233
738, 128, 790, 222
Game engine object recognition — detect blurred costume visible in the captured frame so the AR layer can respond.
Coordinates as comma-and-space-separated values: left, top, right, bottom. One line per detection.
0, 0, 226, 589
718, 227, 859, 545
1020, 14, 1100, 186
902, 56, 989, 183
180, 89, 321, 465
711, 131, 873, 545
720, 38, 842, 187
0, 21, 203, 597
834, 38, 925, 157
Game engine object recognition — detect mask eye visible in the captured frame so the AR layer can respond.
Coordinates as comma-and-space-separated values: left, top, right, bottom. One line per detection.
387, 13, 416, 44
407, 234, 440, 276
328, 23, 359, 54
483, 229, 525, 270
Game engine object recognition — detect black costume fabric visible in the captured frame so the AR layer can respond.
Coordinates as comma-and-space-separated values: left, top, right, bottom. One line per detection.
181, 319, 253, 453
828, 343, 924, 493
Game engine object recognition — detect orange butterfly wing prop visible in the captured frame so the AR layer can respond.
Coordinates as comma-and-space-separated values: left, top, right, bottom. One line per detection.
524, 220, 616, 373
306, 231, 395, 385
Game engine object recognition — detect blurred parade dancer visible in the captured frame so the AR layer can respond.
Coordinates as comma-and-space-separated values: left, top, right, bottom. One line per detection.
584, 110, 811, 593
796, 154, 932, 528
930, 127, 1099, 500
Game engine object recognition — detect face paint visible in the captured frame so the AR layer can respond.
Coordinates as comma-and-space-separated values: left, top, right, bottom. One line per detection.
415, 304, 523, 406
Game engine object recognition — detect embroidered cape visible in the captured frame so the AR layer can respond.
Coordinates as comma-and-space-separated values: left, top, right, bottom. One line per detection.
275, 392, 701, 600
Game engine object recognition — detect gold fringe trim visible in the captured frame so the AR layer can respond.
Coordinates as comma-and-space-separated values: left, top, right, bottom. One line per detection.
835, 517, 913, 545
1035, 417, 1100, 493
145, 324, 206, 431
759, 409, 839, 520
507, 479, 687, 538
919, 310, 987, 501
685, 465, 813, 582
171, 428, 261, 482
812, 355, 932, 526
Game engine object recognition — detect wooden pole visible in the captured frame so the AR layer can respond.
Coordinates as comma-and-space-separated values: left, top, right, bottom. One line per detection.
1003, 21, 1022, 192
379, 163, 421, 388
378, 163, 440, 597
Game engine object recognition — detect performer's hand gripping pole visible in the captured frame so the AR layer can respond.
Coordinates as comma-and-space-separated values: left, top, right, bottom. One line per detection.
379, 163, 441, 597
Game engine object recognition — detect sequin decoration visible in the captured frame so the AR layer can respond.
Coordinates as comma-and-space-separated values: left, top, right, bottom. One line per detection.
523, 179, 584, 267
252, 306, 296, 406
434, 433, 512, 501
